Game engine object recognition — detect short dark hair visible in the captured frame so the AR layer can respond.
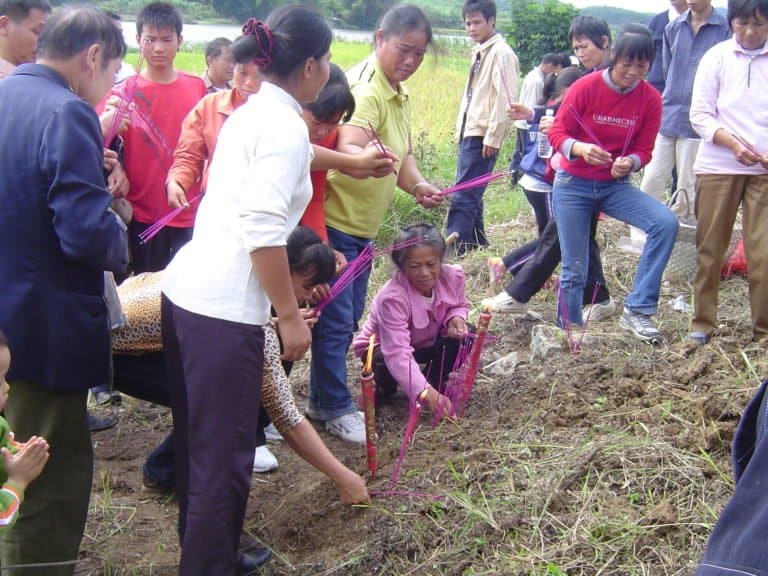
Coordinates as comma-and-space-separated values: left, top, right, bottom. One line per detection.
541, 52, 560, 66
0, 0, 51, 22
37, 6, 126, 66
728, 0, 768, 24
205, 36, 232, 61
568, 15, 611, 48
235, 5, 331, 79
136, 2, 182, 37
286, 226, 336, 286
391, 223, 446, 270
304, 62, 355, 123
558, 52, 573, 68
378, 4, 433, 46
612, 23, 654, 65
540, 65, 582, 104
462, 0, 496, 21
0, 329, 7, 349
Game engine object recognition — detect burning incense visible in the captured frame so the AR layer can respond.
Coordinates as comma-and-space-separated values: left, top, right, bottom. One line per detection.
390, 384, 427, 488
361, 336, 378, 479
454, 310, 492, 417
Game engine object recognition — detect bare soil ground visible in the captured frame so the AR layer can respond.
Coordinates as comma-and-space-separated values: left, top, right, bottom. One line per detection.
78, 212, 767, 575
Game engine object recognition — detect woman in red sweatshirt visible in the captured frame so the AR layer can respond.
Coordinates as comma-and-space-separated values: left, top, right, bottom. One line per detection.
548, 23, 678, 344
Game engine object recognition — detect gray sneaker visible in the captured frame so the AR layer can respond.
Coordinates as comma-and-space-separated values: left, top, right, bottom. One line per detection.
583, 297, 617, 322
481, 291, 527, 314
326, 411, 366, 444
619, 308, 663, 344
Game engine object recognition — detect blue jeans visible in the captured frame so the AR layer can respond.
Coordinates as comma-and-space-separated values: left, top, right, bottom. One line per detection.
308, 227, 371, 420
552, 171, 678, 325
445, 137, 499, 253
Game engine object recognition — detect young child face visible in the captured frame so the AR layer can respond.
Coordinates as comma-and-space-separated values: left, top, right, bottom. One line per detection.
291, 271, 318, 303
402, 245, 442, 297
137, 25, 181, 71
0, 346, 10, 412
301, 110, 342, 144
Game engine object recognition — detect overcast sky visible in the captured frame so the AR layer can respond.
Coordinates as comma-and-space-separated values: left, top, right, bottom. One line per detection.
568, 0, 726, 11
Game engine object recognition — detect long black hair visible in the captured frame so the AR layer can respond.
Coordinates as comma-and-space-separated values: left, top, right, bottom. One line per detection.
287, 226, 336, 286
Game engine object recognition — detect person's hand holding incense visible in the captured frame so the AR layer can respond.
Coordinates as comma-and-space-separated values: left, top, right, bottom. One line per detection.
166, 180, 190, 209
506, 102, 533, 122
446, 316, 468, 339
103, 148, 119, 172
422, 387, 454, 423
333, 468, 371, 505
100, 96, 132, 139
332, 250, 347, 273
610, 156, 633, 179
309, 283, 331, 305
573, 142, 611, 166
411, 182, 443, 208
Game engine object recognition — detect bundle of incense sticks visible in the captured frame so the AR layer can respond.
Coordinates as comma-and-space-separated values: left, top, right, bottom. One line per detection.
361, 336, 378, 479
138, 194, 202, 244
439, 170, 511, 197
364, 122, 398, 176
567, 105, 609, 153
433, 338, 472, 426
732, 132, 762, 157
103, 45, 146, 147
313, 236, 424, 312
128, 106, 174, 161
455, 310, 492, 417
620, 116, 638, 158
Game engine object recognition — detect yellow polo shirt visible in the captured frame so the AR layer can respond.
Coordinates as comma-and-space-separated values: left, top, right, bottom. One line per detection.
324, 55, 411, 239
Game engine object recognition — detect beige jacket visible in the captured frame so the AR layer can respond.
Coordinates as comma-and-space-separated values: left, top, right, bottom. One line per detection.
455, 33, 519, 149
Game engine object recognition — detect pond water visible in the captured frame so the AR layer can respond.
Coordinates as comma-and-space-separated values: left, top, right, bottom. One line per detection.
121, 22, 467, 48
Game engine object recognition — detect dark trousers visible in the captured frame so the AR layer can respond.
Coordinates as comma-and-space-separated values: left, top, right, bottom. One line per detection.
161, 296, 265, 576
0, 381, 92, 575
445, 136, 499, 254
372, 337, 463, 401
501, 190, 552, 276
128, 221, 192, 274
505, 215, 610, 305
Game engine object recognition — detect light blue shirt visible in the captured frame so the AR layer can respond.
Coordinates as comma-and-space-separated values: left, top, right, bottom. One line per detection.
661, 9, 731, 138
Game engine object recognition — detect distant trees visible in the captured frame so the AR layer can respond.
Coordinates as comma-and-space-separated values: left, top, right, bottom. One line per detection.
506, 0, 579, 72
209, 0, 393, 27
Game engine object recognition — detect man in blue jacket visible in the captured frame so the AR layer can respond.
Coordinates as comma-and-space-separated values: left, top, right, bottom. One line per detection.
0, 6, 129, 572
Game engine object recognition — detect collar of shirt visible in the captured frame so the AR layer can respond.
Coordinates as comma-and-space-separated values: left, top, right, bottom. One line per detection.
370, 54, 409, 104
731, 37, 768, 57
202, 69, 232, 92
253, 80, 303, 116
0, 57, 15, 80
601, 68, 641, 95
680, 7, 728, 29
471, 31, 502, 58
11, 63, 71, 90
218, 87, 246, 116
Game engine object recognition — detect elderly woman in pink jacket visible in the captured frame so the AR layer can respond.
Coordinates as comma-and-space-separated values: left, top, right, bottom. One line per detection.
353, 224, 469, 420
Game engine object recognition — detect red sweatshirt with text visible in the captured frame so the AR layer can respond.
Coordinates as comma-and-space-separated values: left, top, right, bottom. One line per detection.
548, 71, 661, 181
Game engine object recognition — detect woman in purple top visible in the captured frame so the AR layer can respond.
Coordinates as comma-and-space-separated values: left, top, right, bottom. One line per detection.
353, 224, 469, 419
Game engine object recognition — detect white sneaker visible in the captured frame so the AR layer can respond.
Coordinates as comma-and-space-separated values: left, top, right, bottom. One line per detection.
326, 411, 366, 444
264, 423, 283, 442
481, 291, 527, 314
582, 297, 617, 322
252, 445, 278, 473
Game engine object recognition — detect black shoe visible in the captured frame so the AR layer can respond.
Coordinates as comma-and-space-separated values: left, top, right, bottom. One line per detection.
88, 413, 117, 432
236, 548, 272, 575
141, 473, 176, 495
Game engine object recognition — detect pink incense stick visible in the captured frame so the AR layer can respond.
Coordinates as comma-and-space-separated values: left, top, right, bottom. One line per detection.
567, 105, 609, 154
620, 117, 637, 158
138, 194, 202, 244
390, 365, 426, 488
732, 132, 762, 157
439, 170, 511, 197
104, 48, 145, 147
